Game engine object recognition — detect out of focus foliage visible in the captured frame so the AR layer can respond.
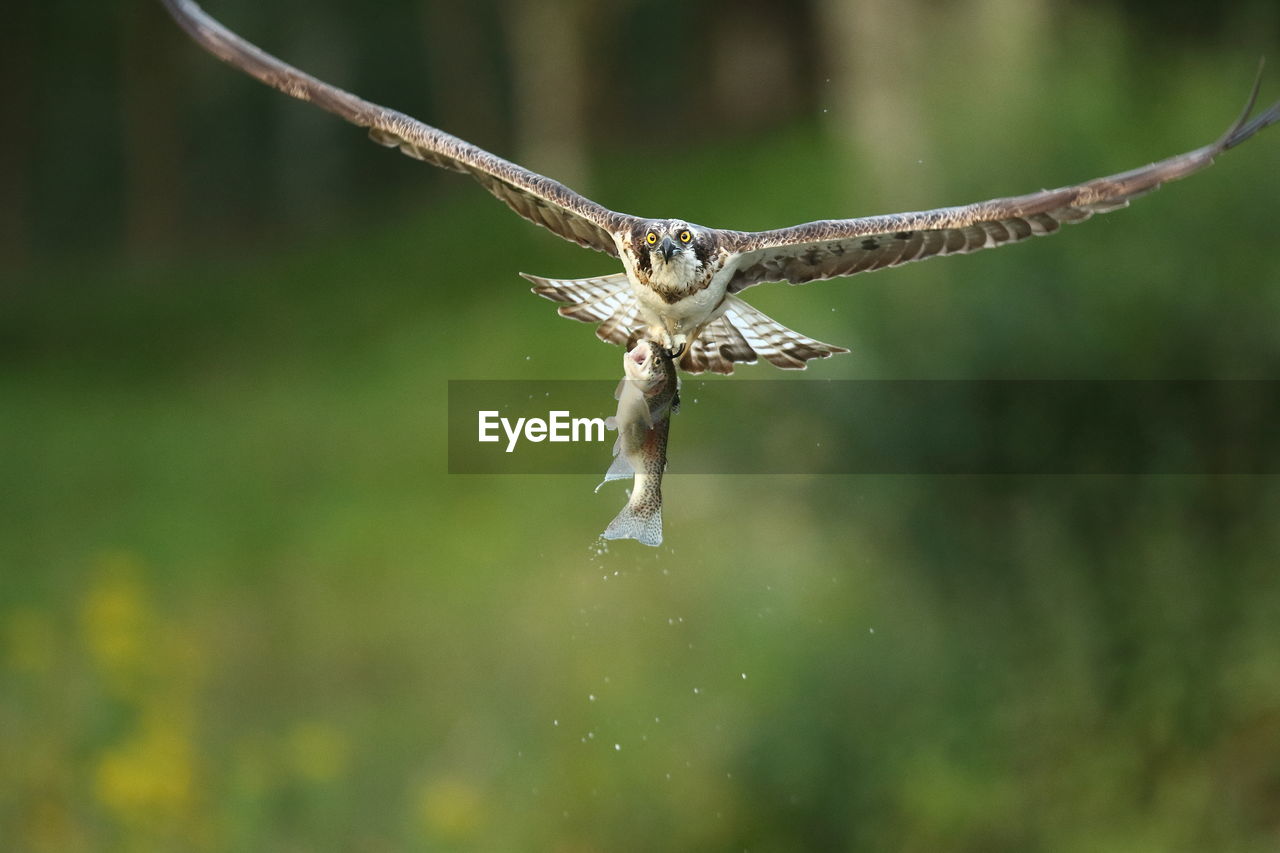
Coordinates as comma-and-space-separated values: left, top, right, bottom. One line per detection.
3, 1, 1280, 850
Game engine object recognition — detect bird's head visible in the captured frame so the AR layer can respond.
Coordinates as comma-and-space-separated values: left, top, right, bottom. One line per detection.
633, 219, 709, 270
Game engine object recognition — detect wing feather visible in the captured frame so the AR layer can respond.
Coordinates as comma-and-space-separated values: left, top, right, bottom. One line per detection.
723, 69, 1280, 291
677, 296, 848, 374
523, 272, 644, 346
161, 0, 637, 255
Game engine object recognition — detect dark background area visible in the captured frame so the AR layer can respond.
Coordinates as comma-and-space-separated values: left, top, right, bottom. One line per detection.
3, 1, 1280, 850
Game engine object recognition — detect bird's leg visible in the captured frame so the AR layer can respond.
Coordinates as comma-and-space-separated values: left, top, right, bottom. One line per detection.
661, 317, 688, 359
668, 319, 713, 360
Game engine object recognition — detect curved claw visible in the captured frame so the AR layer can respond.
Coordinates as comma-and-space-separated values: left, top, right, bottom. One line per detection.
668, 340, 687, 360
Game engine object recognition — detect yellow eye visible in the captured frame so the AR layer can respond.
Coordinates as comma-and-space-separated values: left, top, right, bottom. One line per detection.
679, 229, 692, 243
646, 231, 658, 246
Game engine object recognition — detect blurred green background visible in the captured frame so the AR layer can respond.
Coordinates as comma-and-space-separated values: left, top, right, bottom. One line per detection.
4, 0, 1280, 850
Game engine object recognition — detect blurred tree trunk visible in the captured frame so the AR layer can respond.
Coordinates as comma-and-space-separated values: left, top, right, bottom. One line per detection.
272, 10, 344, 225
119, 0, 182, 261
813, 0, 937, 211
421, 2, 506, 150
951, 0, 1050, 152
707, 1, 805, 130
966, 0, 1049, 92
0, 3, 35, 276
500, 0, 590, 192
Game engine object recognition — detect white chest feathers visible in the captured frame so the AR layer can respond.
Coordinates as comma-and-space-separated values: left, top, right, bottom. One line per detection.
646, 251, 700, 293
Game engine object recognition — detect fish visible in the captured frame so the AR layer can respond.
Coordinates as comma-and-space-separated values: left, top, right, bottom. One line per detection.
597, 338, 679, 546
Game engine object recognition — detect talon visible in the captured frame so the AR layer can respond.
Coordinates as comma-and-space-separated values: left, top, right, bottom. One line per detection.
669, 341, 687, 359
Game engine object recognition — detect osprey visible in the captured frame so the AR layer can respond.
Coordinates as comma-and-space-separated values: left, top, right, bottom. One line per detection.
161, 0, 1280, 374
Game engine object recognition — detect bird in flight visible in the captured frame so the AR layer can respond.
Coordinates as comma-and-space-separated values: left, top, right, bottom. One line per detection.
162, 0, 1280, 374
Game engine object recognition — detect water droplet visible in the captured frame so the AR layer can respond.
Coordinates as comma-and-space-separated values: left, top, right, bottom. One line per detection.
692, 687, 701, 695
614, 743, 621, 751
741, 672, 747, 679
553, 719, 559, 726
588, 694, 596, 702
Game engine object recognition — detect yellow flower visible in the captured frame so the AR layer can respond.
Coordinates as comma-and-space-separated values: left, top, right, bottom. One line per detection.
94, 721, 195, 828
80, 553, 150, 693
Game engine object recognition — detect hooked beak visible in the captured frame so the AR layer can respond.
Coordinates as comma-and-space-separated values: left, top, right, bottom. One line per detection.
659, 236, 677, 262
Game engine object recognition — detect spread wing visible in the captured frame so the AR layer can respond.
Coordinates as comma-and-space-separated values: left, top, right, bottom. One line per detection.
160, 0, 638, 255
723, 70, 1280, 291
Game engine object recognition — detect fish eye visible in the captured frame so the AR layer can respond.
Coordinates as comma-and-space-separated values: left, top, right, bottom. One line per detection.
645, 231, 658, 246
678, 229, 692, 244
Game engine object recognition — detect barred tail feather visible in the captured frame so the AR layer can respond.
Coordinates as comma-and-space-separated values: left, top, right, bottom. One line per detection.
678, 295, 850, 374
522, 272, 643, 346
523, 273, 848, 374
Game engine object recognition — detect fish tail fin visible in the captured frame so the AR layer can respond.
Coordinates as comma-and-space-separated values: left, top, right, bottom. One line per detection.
521, 272, 644, 346
602, 501, 663, 547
